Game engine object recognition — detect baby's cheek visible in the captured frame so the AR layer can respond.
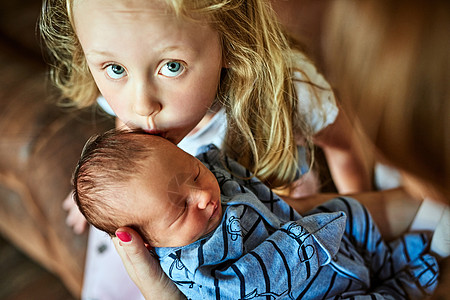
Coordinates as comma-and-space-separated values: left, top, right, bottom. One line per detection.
189, 218, 208, 240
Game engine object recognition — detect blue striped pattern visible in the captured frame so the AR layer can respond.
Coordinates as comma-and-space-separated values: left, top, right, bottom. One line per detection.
155, 145, 439, 299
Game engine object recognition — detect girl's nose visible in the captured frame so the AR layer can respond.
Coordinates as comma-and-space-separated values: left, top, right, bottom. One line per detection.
132, 83, 161, 118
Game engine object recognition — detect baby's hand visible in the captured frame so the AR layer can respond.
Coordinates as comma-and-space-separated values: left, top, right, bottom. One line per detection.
63, 192, 88, 234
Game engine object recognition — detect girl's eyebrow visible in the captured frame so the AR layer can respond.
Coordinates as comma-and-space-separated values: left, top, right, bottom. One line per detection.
85, 46, 193, 63
155, 44, 198, 57
85, 49, 116, 58
84, 50, 118, 65
158, 46, 181, 53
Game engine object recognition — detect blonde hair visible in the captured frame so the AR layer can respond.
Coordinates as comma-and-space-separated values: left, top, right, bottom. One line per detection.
40, 0, 98, 107
324, 0, 450, 200
40, 0, 318, 188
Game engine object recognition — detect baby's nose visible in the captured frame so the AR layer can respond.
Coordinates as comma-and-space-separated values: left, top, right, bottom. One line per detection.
195, 189, 212, 210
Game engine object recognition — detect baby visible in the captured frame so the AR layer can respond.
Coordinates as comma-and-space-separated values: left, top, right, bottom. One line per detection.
73, 129, 438, 299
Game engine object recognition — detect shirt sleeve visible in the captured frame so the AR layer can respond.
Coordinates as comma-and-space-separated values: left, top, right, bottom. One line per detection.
96, 95, 116, 116
294, 56, 339, 134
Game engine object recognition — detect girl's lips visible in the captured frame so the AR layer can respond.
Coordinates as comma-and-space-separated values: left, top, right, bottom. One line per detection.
142, 130, 179, 144
143, 129, 166, 138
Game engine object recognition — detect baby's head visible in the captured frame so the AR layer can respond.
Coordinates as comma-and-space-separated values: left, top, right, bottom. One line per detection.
73, 129, 222, 247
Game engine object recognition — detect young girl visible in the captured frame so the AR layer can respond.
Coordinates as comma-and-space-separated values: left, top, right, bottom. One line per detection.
40, 0, 372, 298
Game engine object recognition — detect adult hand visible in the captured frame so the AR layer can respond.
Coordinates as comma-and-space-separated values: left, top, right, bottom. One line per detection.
112, 227, 185, 300
62, 191, 88, 234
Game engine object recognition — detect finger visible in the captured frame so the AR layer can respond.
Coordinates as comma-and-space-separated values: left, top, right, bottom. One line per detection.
65, 205, 87, 233
112, 237, 135, 283
65, 208, 77, 226
66, 205, 81, 224
62, 192, 75, 210
73, 217, 87, 234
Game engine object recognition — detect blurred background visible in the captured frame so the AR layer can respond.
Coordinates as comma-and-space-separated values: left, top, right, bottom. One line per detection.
1, 1, 76, 299
0, 1, 113, 299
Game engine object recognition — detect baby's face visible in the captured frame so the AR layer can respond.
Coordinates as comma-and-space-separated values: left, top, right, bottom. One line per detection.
72, 0, 224, 145
126, 138, 222, 247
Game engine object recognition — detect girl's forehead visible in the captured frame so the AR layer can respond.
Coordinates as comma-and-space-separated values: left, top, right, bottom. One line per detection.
71, 0, 217, 24
72, 0, 166, 16
71, 0, 178, 16
72, 0, 216, 44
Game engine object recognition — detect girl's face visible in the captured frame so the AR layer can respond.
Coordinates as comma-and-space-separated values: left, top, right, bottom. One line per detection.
72, 0, 224, 144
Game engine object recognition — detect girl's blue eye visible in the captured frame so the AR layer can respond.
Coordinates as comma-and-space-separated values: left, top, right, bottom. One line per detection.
159, 61, 184, 77
106, 64, 126, 79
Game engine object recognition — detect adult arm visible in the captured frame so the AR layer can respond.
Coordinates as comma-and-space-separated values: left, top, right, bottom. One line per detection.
271, 0, 373, 193
313, 107, 373, 194
291, 48, 373, 195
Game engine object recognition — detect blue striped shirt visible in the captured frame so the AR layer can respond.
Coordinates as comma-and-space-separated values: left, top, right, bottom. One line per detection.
155, 145, 439, 299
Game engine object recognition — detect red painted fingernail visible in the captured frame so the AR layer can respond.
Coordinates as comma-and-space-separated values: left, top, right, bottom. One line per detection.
116, 231, 132, 243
